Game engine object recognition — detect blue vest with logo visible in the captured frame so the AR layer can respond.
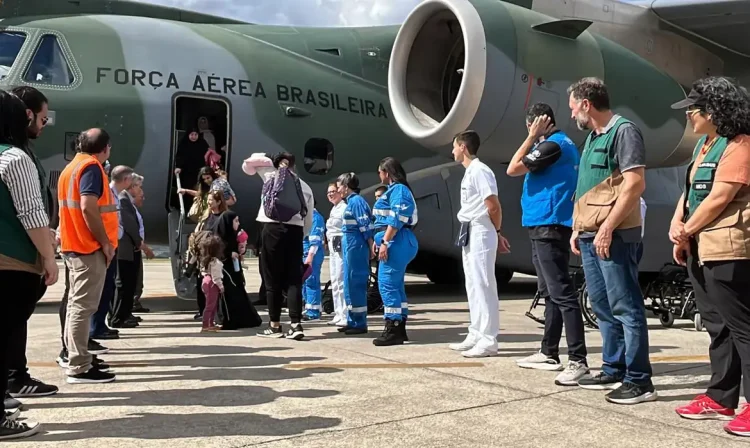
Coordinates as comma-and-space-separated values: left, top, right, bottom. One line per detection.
521, 131, 579, 228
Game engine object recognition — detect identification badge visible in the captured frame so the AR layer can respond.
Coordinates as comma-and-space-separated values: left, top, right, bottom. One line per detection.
455, 222, 471, 247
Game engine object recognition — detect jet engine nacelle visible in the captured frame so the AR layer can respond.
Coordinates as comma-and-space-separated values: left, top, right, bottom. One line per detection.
388, 0, 695, 167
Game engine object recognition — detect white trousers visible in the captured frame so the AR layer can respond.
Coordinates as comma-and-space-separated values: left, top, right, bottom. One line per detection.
328, 237, 347, 323
461, 215, 499, 351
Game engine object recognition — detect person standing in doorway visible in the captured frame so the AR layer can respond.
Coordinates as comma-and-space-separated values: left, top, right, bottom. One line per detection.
506, 103, 590, 385
567, 77, 655, 404
449, 131, 510, 358
58, 128, 118, 384
326, 182, 347, 327
371, 157, 419, 346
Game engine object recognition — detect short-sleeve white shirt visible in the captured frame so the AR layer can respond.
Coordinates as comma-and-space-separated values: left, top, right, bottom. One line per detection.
457, 158, 498, 223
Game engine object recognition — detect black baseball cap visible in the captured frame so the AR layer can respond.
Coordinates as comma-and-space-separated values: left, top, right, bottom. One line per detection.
671, 88, 707, 110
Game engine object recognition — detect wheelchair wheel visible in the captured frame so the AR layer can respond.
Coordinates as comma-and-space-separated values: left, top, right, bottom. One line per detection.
579, 282, 599, 329
659, 311, 675, 328
694, 313, 703, 332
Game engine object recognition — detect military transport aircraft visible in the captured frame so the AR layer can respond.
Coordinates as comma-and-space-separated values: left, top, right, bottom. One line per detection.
0, 0, 747, 298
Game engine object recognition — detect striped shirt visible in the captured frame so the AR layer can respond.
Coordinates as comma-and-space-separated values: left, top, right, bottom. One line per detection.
0, 147, 49, 230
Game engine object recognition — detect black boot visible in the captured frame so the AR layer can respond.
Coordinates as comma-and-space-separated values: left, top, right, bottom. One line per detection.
373, 319, 405, 346
402, 316, 409, 342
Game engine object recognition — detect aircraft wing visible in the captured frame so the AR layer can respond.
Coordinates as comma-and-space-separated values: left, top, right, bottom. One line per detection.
650, 0, 750, 57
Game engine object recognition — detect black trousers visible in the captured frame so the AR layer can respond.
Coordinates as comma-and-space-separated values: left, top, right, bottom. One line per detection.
111, 252, 141, 325
688, 247, 750, 409
260, 223, 303, 324
531, 226, 588, 363
59, 262, 71, 349
1, 271, 41, 413
6, 276, 45, 383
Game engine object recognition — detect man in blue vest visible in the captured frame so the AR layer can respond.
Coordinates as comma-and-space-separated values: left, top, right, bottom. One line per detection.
506, 103, 590, 386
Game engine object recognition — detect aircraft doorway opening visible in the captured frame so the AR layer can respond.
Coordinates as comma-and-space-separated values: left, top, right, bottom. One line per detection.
169, 95, 230, 212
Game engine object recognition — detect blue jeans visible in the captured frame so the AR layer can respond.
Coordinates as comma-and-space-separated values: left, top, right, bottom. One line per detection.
91, 250, 117, 337
580, 236, 652, 385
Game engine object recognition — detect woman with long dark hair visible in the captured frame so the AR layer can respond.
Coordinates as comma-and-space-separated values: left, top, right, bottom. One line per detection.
0, 90, 54, 438
336, 172, 374, 335
370, 157, 419, 346
669, 77, 750, 435
211, 211, 262, 330
191, 190, 228, 320
179, 166, 219, 222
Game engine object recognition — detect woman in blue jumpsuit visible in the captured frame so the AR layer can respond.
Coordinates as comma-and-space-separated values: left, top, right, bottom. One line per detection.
302, 207, 326, 320
371, 157, 419, 346
337, 172, 374, 335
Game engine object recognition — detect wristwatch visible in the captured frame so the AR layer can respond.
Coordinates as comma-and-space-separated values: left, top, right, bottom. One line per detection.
382, 239, 393, 248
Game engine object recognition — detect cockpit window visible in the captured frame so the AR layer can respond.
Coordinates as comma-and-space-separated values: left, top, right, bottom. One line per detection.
0, 31, 27, 80
24, 35, 74, 86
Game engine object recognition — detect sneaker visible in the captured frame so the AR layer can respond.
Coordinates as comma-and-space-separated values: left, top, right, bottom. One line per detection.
88, 339, 109, 355
461, 346, 497, 358
4, 393, 22, 413
516, 351, 563, 371
56, 348, 69, 368
449, 339, 476, 352
4, 409, 20, 422
287, 324, 305, 341
66, 367, 116, 384
93, 356, 111, 373
605, 382, 658, 405
7, 377, 59, 397
257, 325, 284, 338
676, 394, 735, 420
554, 361, 591, 386
0, 418, 40, 440
577, 372, 623, 391
327, 316, 342, 326
725, 403, 750, 437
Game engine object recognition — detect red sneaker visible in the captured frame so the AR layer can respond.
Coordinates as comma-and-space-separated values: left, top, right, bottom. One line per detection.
676, 394, 735, 420
725, 403, 750, 437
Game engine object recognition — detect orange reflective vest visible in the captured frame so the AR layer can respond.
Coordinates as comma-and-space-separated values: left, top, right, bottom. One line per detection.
58, 153, 119, 254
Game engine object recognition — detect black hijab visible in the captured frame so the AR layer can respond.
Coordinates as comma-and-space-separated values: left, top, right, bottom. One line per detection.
212, 210, 239, 257
175, 127, 209, 174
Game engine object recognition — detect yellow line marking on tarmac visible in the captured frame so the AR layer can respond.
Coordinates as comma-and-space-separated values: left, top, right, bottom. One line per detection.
284, 362, 485, 369
651, 355, 709, 362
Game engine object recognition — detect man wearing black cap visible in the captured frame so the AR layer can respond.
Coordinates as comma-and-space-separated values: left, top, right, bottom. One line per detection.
668, 77, 750, 437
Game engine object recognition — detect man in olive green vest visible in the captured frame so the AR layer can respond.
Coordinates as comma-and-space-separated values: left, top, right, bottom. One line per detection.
567, 77, 656, 405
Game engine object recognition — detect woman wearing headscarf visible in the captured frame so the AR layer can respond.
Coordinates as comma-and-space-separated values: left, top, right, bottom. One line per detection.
174, 128, 209, 211
211, 210, 262, 330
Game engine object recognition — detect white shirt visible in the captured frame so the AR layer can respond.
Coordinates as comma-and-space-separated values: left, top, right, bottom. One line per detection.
640, 197, 647, 238
457, 158, 498, 223
326, 201, 346, 237
254, 165, 314, 236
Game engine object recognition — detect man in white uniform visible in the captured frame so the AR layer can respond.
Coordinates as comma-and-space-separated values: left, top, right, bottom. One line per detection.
449, 131, 510, 358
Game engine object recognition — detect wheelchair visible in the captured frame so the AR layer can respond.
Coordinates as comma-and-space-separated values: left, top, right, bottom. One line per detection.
321, 259, 383, 315
643, 263, 701, 331
524, 265, 598, 329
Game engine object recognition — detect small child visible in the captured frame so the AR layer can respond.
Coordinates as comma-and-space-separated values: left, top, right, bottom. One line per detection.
237, 228, 249, 269
198, 234, 225, 332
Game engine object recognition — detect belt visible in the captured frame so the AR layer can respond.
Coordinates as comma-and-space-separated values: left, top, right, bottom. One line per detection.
374, 225, 413, 233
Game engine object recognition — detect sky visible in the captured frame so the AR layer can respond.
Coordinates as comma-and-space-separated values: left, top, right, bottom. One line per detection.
134, 0, 425, 26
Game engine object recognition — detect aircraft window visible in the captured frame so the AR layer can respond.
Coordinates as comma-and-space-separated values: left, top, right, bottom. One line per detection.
304, 138, 334, 175
24, 35, 74, 86
0, 31, 27, 80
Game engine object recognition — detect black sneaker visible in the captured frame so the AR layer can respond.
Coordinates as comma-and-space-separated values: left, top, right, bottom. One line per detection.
4, 393, 22, 413
66, 366, 116, 384
88, 339, 109, 355
0, 418, 40, 440
257, 325, 284, 338
287, 324, 305, 341
4, 409, 19, 421
605, 382, 658, 405
7, 377, 58, 397
91, 332, 119, 340
577, 372, 623, 391
93, 356, 111, 373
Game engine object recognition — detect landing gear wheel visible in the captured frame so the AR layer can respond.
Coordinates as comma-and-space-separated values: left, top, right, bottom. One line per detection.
659, 311, 675, 328
694, 313, 703, 332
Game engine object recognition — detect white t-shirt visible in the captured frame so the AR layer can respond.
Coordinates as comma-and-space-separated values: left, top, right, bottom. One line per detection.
457, 158, 498, 223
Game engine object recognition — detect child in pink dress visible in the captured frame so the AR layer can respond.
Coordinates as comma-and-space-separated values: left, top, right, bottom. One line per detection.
198, 235, 225, 332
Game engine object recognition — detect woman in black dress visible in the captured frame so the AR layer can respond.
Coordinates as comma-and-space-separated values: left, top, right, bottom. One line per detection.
211, 211, 262, 329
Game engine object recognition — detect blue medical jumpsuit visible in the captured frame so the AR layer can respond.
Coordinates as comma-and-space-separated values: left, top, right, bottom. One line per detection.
342, 192, 374, 330
303, 209, 326, 319
373, 183, 419, 322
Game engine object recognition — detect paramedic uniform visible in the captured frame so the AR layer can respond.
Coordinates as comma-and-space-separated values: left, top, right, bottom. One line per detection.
342, 192, 374, 331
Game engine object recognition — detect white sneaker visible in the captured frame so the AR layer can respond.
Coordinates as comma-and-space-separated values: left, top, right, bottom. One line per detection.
461, 346, 497, 358
449, 340, 476, 352
327, 317, 342, 326
555, 360, 591, 386
516, 351, 564, 371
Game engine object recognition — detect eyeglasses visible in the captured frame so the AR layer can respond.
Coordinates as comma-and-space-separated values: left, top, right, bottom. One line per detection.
41, 117, 49, 125
326, 191, 337, 196
686, 108, 702, 117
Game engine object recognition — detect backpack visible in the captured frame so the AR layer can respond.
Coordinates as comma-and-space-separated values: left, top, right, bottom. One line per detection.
262, 166, 308, 222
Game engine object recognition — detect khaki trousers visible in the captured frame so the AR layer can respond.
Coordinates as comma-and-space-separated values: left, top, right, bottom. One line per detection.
64, 250, 107, 375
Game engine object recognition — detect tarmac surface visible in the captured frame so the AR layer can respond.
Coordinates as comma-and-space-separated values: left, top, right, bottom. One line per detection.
16, 258, 747, 447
